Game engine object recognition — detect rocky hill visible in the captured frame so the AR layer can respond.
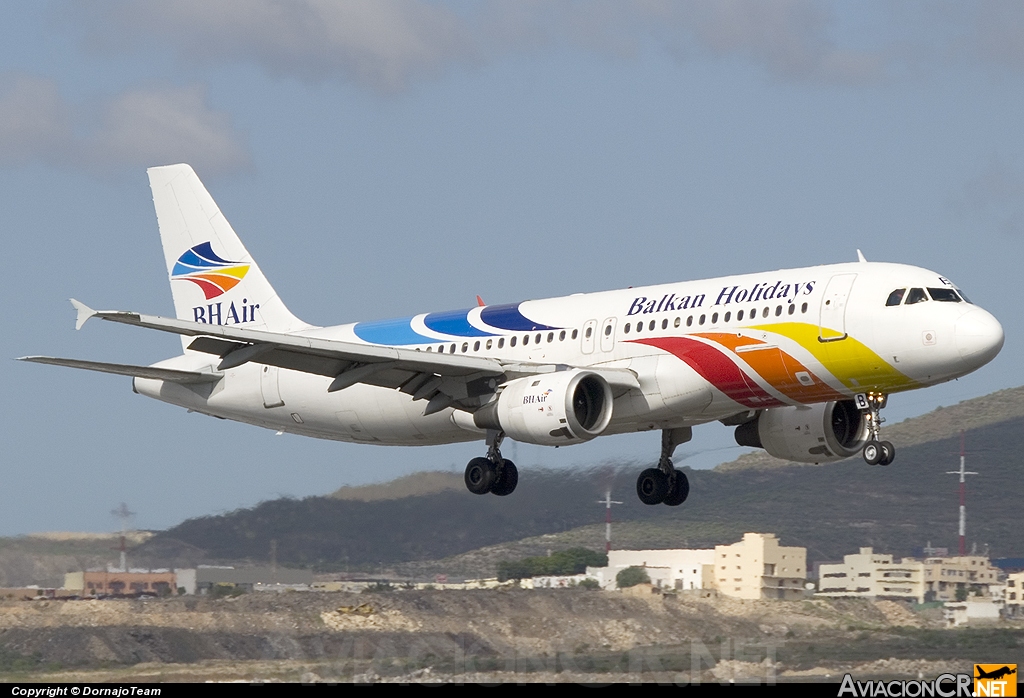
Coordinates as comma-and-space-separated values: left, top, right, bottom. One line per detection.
130, 385, 1024, 576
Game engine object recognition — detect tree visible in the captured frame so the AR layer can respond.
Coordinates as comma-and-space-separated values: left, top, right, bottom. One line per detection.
497, 548, 609, 582
616, 566, 650, 589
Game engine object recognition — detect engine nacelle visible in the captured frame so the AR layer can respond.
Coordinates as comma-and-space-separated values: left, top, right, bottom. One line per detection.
734, 400, 869, 464
474, 370, 614, 446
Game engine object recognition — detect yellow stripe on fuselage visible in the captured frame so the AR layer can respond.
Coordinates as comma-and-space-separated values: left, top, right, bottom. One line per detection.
750, 322, 918, 393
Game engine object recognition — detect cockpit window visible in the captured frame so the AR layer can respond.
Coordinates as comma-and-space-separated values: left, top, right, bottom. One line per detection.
958, 290, 973, 304
885, 289, 906, 306
905, 288, 928, 304
927, 287, 961, 302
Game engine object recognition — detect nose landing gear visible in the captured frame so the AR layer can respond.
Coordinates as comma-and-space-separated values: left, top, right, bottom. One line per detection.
859, 393, 895, 466
636, 427, 692, 506
464, 431, 518, 496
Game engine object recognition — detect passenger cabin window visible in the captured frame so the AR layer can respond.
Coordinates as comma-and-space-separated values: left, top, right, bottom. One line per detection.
927, 288, 961, 302
886, 288, 906, 306
906, 288, 928, 304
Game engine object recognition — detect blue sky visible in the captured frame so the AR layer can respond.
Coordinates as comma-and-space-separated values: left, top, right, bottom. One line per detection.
1, 1, 1022, 535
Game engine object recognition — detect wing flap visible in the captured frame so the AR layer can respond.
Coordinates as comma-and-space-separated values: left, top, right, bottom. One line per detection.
90, 307, 504, 378
18, 356, 221, 384
72, 302, 642, 398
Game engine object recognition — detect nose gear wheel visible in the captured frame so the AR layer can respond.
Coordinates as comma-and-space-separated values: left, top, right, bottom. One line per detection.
860, 393, 896, 466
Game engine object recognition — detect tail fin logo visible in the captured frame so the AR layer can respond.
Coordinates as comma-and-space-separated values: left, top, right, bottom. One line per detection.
171, 242, 250, 300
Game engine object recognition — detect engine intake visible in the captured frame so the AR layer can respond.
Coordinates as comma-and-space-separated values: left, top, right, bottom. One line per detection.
474, 370, 614, 446
734, 400, 868, 464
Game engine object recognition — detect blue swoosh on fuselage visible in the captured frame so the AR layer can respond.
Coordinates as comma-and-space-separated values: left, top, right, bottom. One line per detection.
353, 303, 561, 345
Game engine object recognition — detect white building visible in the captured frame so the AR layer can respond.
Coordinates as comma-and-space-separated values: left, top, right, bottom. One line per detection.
817, 548, 925, 602
588, 548, 715, 591
1004, 571, 1024, 617
714, 533, 807, 600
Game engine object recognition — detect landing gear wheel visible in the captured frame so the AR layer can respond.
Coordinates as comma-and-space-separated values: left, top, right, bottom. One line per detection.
636, 468, 669, 505
662, 469, 690, 507
863, 440, 883, 466
490, 459, 518, 496
465, 457, 496, 494
878, 441, 895, 466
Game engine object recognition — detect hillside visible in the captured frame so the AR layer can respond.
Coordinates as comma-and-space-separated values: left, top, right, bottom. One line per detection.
133, 386, 1024, 575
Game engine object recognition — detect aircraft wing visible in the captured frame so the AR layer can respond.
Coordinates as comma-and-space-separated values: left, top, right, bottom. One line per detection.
17, 356, 221, 384
69, 300, 639, 411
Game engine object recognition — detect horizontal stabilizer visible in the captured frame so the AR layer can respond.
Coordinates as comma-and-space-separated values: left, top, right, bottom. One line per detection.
18, 356, 221, 384
70, 298, 96, 330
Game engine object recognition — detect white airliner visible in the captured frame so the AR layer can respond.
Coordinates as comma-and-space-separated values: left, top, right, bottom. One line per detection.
22, 164, 1004, 505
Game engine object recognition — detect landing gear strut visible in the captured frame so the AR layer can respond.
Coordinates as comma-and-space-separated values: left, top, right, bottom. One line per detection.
464, 431, 518, 496
636, 427, 691, 506
859, 392, 895, 466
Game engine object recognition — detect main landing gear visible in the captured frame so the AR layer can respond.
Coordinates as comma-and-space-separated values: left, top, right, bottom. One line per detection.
464, 431, 518, 496
859, 392, 895, 466
636, 427, 691, 506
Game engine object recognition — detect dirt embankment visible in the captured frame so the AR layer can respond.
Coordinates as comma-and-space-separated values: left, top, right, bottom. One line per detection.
0, 589, 1015, 683
0, 591, 1019, 683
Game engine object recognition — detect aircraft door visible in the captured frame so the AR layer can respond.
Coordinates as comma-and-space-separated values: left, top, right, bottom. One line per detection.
600, 317, 617, 353
581, 319, 598, 354
260, 365, 285, 408
818, 273, 857, 342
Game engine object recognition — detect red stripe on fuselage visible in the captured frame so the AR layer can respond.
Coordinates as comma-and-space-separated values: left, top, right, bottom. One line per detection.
630, 336, 784, 408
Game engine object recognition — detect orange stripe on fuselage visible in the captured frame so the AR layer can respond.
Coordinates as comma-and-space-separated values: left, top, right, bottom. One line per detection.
693, 333, 847, 403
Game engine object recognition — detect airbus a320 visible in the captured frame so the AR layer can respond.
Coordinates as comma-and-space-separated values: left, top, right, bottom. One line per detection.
22, 164, 1004, 505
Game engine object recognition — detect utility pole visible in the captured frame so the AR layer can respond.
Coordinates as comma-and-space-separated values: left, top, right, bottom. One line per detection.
596, 490, 623, 553
945, 431, 978, 557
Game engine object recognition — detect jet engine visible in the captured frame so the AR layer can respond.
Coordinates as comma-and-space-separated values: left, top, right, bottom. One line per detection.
474, 370, 614, 446
733, 400, 869, 464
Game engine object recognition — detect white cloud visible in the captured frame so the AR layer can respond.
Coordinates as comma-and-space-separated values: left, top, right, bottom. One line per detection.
74, 0, 892, 91
0, 75, 248, 173
0, 74, 74, 166
85, 86, 250, 173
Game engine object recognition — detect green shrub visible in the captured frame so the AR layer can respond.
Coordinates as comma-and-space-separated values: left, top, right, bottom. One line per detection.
616, 566, 650, 589
496, 548, 608, 582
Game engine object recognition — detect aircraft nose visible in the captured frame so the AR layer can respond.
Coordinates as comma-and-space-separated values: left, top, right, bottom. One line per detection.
954, 308, 1004, 369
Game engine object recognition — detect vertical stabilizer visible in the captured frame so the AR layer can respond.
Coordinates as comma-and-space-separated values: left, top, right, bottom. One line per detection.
148, 164, 310, 350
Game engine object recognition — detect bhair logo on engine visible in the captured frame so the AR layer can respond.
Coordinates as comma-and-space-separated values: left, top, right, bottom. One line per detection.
172, 242, 258, 325
523, 388, 554, 406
